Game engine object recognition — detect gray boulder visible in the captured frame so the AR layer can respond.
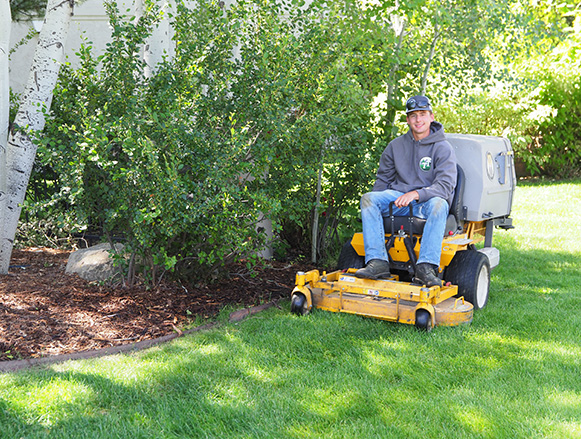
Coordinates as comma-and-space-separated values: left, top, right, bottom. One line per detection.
65, 243, 125, 282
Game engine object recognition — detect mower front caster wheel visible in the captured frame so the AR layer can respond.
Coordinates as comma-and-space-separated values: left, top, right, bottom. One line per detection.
291, 293, 309, 316
415, 309, 433, 332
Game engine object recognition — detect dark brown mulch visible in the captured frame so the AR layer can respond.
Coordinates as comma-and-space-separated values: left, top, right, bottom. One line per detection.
0, 247, 316, 362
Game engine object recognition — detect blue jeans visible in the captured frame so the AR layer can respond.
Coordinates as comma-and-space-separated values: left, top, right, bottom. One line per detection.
360, 190, 449, 266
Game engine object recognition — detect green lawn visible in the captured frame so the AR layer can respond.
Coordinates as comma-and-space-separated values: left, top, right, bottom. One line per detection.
1, 180, 580, 438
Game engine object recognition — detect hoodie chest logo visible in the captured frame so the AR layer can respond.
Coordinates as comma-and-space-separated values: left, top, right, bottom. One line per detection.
419, 157, 432, 171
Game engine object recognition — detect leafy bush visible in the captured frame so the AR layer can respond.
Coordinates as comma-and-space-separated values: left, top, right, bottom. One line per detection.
434, 10, 581, 179
32, 0, 390, 284
435, 87, 538, 172
435, 76, 580, 179
526, 16, 581, 179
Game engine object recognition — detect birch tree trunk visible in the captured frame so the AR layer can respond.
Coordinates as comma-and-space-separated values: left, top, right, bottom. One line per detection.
420, 22, 441, 94
0, 0, 10, 209
144, 0, 174, 78
0, 0, 74, 274
387, 14, 406, 137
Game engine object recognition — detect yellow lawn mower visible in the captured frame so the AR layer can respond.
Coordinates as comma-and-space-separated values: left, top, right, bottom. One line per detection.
290, 134, 516, 331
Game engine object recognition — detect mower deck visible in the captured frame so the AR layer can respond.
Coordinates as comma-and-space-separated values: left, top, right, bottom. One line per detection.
291, 269, 473, 331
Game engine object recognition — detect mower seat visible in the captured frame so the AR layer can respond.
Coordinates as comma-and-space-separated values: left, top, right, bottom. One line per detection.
382, 164, 465, 236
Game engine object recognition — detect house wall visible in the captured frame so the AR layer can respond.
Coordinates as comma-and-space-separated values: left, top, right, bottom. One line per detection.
9, 0, 177, 95
9, 0, 307, 95
11, 0, 107, 95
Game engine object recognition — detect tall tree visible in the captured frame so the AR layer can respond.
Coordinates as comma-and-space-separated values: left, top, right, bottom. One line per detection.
0, 0, 11, 210
0, 0, 74, 274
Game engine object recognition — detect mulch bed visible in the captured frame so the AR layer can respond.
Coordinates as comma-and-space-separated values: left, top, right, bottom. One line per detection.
0, 247, 316, 362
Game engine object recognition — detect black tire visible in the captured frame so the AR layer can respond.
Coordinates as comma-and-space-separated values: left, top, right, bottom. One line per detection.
290, 293, 309, 316
337, 240, 365, 271
444, 250, 491, 310
415, 309, 433, 332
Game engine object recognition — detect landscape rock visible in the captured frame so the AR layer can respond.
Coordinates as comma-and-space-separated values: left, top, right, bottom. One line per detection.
65, 243, 125, 282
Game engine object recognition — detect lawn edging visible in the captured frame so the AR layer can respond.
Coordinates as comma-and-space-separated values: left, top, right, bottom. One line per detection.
0, 302, 277, 374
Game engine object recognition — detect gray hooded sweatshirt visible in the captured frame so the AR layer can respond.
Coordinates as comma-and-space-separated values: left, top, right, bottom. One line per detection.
372, 121, 457, 207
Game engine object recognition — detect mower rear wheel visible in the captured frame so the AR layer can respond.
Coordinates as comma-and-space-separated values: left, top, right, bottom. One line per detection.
445, 250, 491, 310
290, 293, 309, 316
415, 309, 433, 332
337, 240, 365, 271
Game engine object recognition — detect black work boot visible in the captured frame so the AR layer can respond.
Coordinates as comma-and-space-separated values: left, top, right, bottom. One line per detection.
355, 259, 391, 280
413, 263, 442, 287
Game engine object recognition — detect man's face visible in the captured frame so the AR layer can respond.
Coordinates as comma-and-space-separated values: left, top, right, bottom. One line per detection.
406, 110, 434, 140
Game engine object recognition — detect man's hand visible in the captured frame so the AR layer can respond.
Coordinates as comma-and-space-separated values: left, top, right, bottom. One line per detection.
394, 190, 419, 208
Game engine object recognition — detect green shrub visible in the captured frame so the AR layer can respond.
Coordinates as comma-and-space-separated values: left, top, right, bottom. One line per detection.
434, 11, 581, 179
435, 89, 538, 173
33, 0, 388, 284
529, 76, 581, 178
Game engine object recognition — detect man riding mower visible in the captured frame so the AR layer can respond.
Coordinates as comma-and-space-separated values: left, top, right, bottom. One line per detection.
290, 132, 516, 331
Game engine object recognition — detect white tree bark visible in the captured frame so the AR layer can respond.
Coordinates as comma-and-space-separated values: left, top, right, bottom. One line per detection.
387, 14, 407, 137
132, 0, 174, 78
144, 0, 174, 78
420, 22, 441, 94
0, 0, 74, 274
0, 0, 11, 208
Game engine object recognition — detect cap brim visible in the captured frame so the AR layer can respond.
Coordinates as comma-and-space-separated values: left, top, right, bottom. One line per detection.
406, 106, 432, 114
